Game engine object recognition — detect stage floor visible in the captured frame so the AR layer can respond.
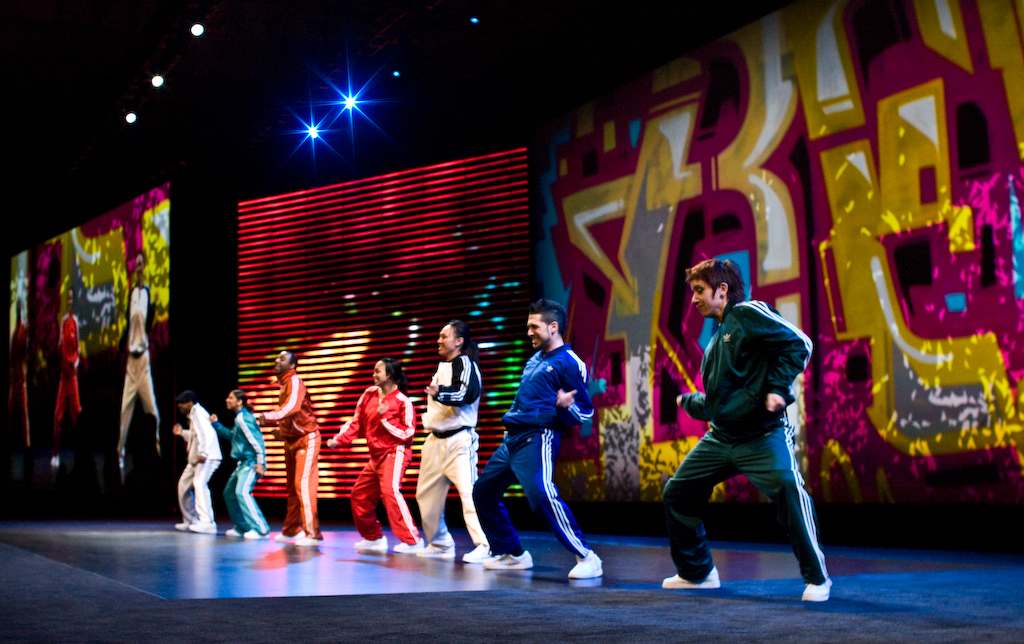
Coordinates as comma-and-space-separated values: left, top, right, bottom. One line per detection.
0, 520, 1019, 600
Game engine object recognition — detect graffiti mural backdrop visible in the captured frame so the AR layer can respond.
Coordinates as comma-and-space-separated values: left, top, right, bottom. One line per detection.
532, 0, 1024, 504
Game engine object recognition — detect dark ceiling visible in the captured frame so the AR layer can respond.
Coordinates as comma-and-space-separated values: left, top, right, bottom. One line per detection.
2, 0, 792, 253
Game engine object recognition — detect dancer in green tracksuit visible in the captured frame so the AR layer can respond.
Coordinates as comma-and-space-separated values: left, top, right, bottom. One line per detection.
662, 258, 831, 602
212, 389, 270, 539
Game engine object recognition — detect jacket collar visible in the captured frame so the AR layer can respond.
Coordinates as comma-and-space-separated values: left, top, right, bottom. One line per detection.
276, 368, 297, 384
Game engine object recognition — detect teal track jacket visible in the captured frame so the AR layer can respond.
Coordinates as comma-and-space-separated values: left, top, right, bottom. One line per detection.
212, 407, 267, 467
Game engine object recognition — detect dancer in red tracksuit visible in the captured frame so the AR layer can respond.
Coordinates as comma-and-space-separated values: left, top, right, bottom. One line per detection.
257, 351, 323, 547
328, 358, 423, 554
53, 288, 83, 470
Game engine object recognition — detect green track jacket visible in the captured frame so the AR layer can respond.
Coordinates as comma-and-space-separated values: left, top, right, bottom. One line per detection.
679, 300, 812, 441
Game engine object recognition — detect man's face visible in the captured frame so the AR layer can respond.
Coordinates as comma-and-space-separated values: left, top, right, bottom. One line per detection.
134, 260, 144, 285
527, 313, 557, 351
372, 361, 390, 388
273, 351, 293, 375
177, 401, 193, 415
691, 278, 729, 321
437, 325, 462, 360
226, 392, 242, 412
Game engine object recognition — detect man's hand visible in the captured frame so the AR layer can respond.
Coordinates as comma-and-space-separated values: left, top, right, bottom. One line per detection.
197, 454, 207, 463
424, 383, 439, 397
209, 413, 218, 423
327, 437, 339, 449
256, 464, 266, 476
270, 429, 281, 441
256, 413, 266, 426
556, 388, 577, 409
172, 423, 183, 436
765, 393, 786, 413
676, 394, 683, 407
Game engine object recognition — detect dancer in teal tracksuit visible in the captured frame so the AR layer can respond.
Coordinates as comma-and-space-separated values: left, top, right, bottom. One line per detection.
662, 258, 831, 602
212, 389, 270, 539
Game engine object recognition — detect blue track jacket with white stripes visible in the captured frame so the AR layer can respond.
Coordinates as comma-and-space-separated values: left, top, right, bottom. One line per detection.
212, 408, 267, 467
679, 300, 812, 441
502, 343, 594, 434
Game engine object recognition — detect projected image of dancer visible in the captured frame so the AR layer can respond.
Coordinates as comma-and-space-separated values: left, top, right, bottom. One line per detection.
211, 389, 269, 539
471, 299, 603, 579
52, 288, 83, 471
9, 300, 31, 452
663, 258, 831, 601
118, 256, 161, 477
415, 321, 490, 563
172, 390, 222, 534
257, 351, 323, 547
328, 358, 422, 554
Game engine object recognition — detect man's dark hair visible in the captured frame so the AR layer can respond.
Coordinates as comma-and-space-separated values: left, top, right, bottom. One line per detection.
380, 357, 409, 395
528, 299, 568, 337
446, 319, 479, 362
685, 258, 746, 304
175, 390, 198, 404
283, 351, 298, 368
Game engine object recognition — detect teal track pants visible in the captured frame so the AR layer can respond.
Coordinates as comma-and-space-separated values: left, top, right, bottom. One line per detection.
662, 423, 829, 585
223, 461, 269, 535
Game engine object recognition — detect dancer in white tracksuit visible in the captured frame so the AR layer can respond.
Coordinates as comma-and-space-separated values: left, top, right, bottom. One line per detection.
172, 390, 222, 534
415, 320, 491, 563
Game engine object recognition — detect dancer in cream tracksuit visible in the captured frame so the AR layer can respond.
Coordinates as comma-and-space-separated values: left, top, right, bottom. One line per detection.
118, 257, 161, 476
172, 391, 222, 534
212, 389, 270, 539
415, 320, 491, 563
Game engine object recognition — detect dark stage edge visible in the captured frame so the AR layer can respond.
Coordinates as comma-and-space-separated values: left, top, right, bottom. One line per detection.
1, 521, 1022, 643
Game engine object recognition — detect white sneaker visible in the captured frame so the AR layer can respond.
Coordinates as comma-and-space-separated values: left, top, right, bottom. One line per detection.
568, 550, 603, 579
225, 528, 243, 538
662, 566, 721, 589
188, 522, 217, 534
462, 544, 493, 564
393, 538, 425, 554
294, 536, 323, 547
417, 544, 455, 559
174, 523, 190, 532
354, 536, 388, 552
50, 455, 60, 470
802, 578, 832, 602
274, 531, 306, 543
243, 530, 269, 540
483, 550, 533, 570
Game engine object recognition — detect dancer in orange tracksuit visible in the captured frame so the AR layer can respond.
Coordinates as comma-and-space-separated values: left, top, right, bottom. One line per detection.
328, 358, 423, 554
53, 288, 83, 470
257, 351, 323, 547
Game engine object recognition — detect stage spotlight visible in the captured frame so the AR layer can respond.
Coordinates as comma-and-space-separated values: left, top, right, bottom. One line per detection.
125, 112, 137, 124
470, 16, 479, 23
308, 126, 319, 139
343, 95, 357, 110
151, 75, 164, 88
191, 23, 205, 37
393, 70, 400, 77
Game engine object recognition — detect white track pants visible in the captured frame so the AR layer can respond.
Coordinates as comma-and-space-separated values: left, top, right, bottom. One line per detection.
178, 459, 221, 525
119, 352, 161, 457
415, 429, 488, 548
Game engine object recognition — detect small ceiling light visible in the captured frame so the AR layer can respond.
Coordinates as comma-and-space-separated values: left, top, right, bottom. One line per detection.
191, 23, 205, 37
392, 70, 400, 77
125, 112, 137, 124
151, 75, 164, 88
470, 16, 479, 23
308, 126, 319, 139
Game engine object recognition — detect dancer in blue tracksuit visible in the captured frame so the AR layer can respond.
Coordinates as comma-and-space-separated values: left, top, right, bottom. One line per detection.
662, 258, 831, 601
211, 389, 270, 539
472, 299, 603, 579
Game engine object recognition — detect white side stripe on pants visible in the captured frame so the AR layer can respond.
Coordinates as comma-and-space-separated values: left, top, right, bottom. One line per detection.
541, 430, 588, 556
782, 418, 828, 578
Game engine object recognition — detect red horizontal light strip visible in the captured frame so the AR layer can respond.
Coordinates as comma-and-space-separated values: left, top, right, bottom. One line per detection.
238, 149, 531, 499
